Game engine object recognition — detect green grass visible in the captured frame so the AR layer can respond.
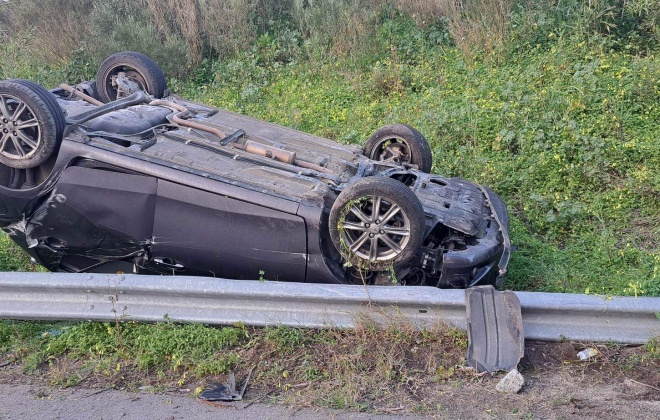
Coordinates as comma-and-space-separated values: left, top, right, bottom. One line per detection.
1, 319, 248, 379
2, 317, 658, 413
645, 336, 660, 358
0, 232, 35, 272
1, 5, 658, 297
170, 30, 659, 296
0, 317, 470, 409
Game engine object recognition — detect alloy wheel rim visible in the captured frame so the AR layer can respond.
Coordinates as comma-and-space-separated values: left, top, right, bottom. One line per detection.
0, 93, 41, 160
340, 195, 411, 262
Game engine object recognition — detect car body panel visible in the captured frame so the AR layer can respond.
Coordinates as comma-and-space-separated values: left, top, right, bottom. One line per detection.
0, 79, 511, 288
150, 179, 308, 281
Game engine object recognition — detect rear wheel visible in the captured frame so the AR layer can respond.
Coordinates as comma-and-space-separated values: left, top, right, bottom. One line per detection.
0, 80, 63, 169
329, 177, 425, 271
96, 51, 167, 103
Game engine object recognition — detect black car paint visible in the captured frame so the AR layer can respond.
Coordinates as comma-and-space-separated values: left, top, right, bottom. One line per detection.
0, 85, 510, 288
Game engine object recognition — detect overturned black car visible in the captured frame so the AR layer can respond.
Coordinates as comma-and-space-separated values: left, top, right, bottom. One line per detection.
0, 52, 510, 288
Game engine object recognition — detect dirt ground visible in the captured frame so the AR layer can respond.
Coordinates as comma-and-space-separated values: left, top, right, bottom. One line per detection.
437, 341, 660, 419
1, 341, 659, 419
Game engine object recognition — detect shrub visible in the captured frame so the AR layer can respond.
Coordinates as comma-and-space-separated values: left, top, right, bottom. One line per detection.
0, 29, 33, 79
292, 0, 388, 61
509, 1, 659, 54
200, 0, 258, 58
87, 1, 191, 78
396, 0, 514, 59
0, 0, 94, 63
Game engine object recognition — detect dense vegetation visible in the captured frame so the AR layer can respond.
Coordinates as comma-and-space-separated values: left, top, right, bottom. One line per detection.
1, 0, 658, 296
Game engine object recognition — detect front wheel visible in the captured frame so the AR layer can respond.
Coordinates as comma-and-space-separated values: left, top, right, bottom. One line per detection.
364, 124, 433, 173
329, 177, 425, 272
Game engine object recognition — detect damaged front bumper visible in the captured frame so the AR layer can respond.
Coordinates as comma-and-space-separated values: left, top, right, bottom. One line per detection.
437, 187, 510, 289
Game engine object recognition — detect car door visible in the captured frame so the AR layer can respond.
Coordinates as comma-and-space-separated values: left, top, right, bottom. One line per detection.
150, 180, 307, 281
24, 166, 157, 273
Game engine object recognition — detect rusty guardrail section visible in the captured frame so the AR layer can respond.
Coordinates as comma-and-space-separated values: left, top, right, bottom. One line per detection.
0, 272, 658, 344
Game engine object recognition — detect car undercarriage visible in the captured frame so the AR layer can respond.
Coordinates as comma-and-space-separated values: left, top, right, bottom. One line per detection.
0, 52, 510, 289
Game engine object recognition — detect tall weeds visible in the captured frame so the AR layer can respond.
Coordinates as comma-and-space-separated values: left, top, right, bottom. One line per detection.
170, 0, 204, 64
200, 0, 258, 58
293, 0, 387, 60
397, 0, 514, 59
0, 0, 657, 73
0, 0, 94, 64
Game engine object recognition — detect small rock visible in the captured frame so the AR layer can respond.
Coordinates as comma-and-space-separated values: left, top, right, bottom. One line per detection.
496, 369, 524, 394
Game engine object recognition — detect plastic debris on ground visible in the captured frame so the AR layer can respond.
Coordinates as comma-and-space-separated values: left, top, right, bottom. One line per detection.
577, 348, 599, 361
198, 368, 253, 402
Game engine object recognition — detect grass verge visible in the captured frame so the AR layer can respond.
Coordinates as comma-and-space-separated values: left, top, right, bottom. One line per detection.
1, 318, 659, 414
0, 317, 468, 411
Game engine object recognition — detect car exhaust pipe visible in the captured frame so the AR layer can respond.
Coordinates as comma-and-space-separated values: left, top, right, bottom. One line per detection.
149, 100, 333, 174
59, 84, 104, 106
244, 140, 296, 164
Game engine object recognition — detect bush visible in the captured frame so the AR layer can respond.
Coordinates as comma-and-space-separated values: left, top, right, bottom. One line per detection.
0, 0, 192, 79
396, 0, 514, 59
509, 0, 659, 54
201, 0, 258, 58
0, 0, 94, 63
292, 0, 389, 61
0, 30, 32, 79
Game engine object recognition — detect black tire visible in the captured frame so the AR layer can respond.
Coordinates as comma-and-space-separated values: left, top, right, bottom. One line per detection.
96, 51, 167, 103
364, 124, 433, 173
329, 177, 425, 271
0, 80, 64, 169
12, 79, 66, 136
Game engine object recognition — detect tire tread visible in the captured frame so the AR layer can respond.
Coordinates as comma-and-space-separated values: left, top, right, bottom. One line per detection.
96, 52, 166, 103
364, 124, 433, 173
0, 80, 62, 168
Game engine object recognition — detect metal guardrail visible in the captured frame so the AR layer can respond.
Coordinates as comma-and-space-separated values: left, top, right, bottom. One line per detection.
0, 272, 658, 344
